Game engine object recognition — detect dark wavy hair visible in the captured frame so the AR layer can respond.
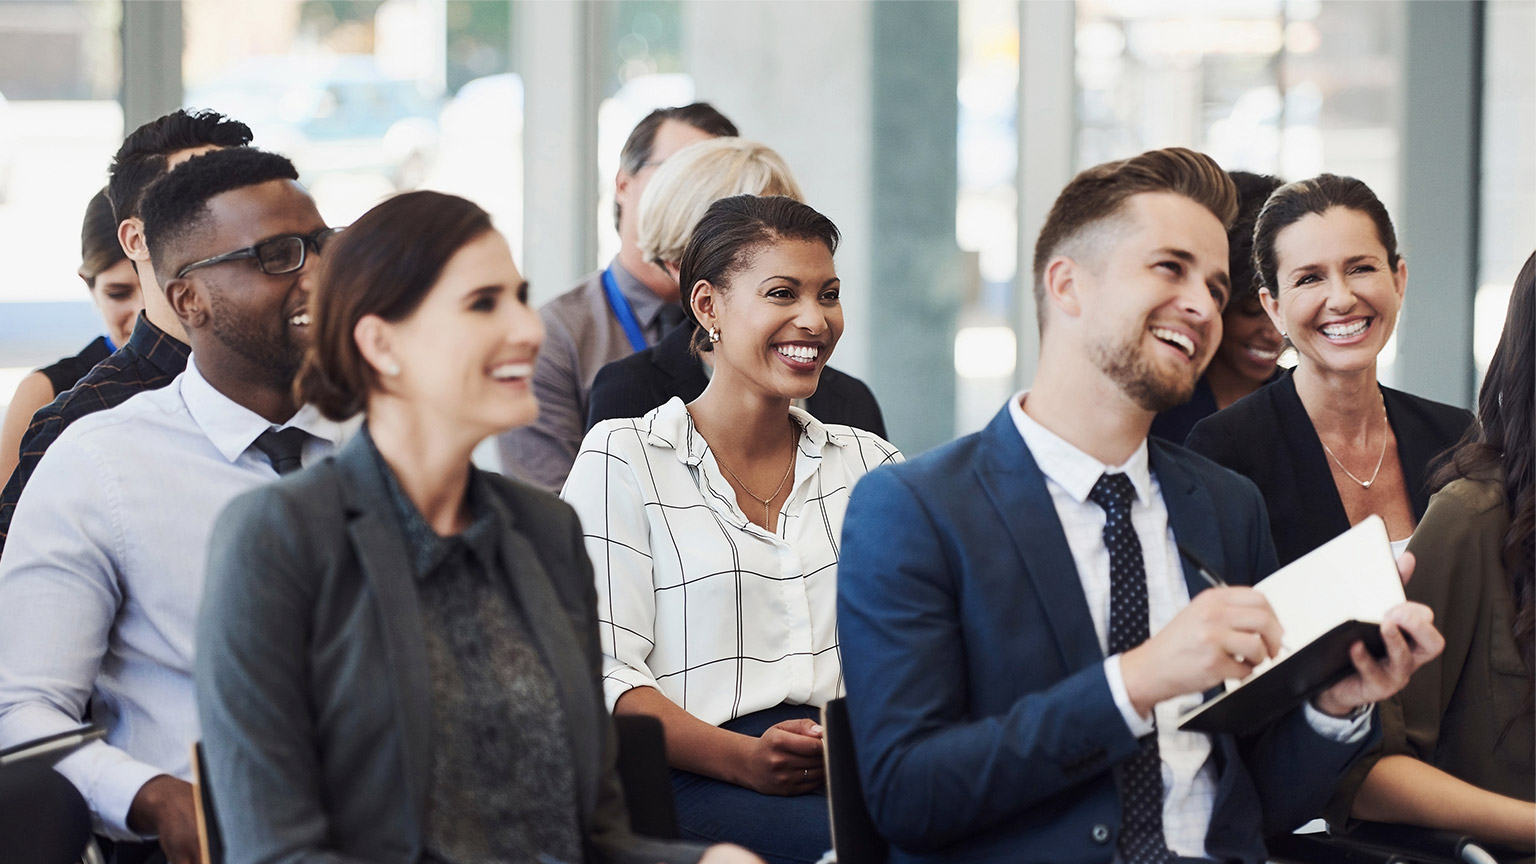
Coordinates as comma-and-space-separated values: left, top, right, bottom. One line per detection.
677, 194, 840, 354
1226, 171, 1284, 309
108, 108, 253, 222
1430, 250, 1535, 722
296, 191, 494, 421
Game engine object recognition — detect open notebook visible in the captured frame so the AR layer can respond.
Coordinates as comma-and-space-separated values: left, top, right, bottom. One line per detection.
1177, 515, 1405, 736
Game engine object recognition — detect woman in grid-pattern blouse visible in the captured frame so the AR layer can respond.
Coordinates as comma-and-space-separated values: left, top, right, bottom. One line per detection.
562, 195, 900, 864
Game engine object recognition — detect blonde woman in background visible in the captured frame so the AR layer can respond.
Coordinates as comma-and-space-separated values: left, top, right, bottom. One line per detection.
584, 137, 886, 436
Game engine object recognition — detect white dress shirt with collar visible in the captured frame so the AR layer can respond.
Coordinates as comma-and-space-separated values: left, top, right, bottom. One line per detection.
0, 357, 355, 838
562, 397, 901, 728
1007, 392, 1367, 858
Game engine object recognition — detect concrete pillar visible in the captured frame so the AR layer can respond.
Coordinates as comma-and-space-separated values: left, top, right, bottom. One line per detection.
1395, 1, 1483, 409
121, 0, 183, 133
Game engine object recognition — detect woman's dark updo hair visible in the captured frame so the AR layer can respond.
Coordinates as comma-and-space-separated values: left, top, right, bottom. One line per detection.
677, 194, 840, 353
1252, 173, 1400, 298
79, 187, 127, 286
297, 191, 494, 420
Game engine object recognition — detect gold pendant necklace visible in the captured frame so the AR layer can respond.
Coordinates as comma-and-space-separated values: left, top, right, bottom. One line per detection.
715, 423, 797, 527
1319, 399, 1389, 489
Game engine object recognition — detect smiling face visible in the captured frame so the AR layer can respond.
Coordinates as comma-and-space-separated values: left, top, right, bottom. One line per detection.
1211, 294, 1284, 386
84, 257, 143, 348
179, 179, 328, 394
692, 236, 842, 403
1262, 206, 1405, 377
1070, 192, 1231, 412
370, 231, 543, 439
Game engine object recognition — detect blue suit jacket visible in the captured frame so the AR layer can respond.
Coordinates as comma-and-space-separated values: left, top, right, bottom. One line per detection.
837, 406, 1376, 863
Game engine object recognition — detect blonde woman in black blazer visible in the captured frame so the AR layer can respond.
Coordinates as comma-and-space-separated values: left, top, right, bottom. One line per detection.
1187, 175, 1471, 566
196, 191, 759, 864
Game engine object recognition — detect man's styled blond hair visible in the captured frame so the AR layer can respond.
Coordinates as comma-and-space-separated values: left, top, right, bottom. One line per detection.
637, 137, 804, 268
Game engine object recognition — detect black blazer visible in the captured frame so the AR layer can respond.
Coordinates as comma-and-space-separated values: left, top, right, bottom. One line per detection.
585, 322, 888, 438
1185, 371, 1473, 566
195, 433, 705, 864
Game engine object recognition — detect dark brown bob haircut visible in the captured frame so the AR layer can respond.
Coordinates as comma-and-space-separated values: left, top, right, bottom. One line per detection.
1031, 147, 1238, 331
297, 191, 493, 420
1252, 173, 1400, 298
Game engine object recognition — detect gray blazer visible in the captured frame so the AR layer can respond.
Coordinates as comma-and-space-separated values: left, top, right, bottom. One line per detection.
195, 433, 706, 864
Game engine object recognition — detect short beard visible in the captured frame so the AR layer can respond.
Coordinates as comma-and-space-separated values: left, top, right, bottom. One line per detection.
1091, 334, 1198, 413
207, 293, 304, 394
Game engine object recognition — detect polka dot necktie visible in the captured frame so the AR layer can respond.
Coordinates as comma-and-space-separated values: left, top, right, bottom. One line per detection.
1088, 472, 1174, 864
251, 427, 310, 476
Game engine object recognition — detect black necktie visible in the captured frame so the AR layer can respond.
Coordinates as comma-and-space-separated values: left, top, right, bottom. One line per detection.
1088, 472, 1173, 864
251, 427, 310, 476
656, 303, 687, 339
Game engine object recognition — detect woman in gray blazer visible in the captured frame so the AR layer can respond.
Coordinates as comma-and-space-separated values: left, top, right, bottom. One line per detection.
195, 191, 759, 864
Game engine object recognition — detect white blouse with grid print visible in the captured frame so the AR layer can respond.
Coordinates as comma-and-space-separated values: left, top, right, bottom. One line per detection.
561, 397, 901, 727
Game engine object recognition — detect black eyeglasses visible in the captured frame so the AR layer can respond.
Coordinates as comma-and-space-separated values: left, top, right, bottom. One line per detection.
176, 227, 342, 280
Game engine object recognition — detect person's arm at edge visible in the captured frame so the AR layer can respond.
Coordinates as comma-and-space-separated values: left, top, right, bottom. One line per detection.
1346, 488, 1534, 848
837, 466, 1141, 852
0, 399, 68, 556
498, 311, 583, 492
195, 487, 367, 864
555, 496, 713, 864
0, 372, 54, 485
0, 432, 170, 840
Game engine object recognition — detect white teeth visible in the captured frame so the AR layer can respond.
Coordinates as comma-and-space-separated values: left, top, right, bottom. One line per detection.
1320, 319, 1369, 339
490, 363, 533, 380
1245, 345, 1282, 361
289, 313, 310, 327
1150, 327, 1195, 358
776, 344, 819, 363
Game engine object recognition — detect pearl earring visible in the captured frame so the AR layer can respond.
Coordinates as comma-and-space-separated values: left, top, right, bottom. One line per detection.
384, 360, 401, 376
708, 327, 721, 344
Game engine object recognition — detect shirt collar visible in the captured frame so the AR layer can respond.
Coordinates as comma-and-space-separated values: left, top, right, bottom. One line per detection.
643, 396, 846, 467
124, 311, 191, 378
180, 354, 354, 464
1007, 390, 1153, 506
363, 427, 500, 580
608, 257, 669, 331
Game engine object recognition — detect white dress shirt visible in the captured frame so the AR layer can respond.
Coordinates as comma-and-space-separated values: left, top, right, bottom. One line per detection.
0, 358, 354, 838
1008, 393, 1368, 858
562, 397, 901, 727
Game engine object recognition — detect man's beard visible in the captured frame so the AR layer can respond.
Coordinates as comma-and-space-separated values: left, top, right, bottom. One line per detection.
208, 295, 305, 394
1090, 330, 1200, 413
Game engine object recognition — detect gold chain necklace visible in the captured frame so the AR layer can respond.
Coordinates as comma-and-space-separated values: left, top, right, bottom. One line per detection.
715, 423, 797, 527
1318, 398, 1389, 489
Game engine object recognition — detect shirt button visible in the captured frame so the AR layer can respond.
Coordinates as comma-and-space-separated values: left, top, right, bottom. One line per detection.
1091, 824, 1111, 844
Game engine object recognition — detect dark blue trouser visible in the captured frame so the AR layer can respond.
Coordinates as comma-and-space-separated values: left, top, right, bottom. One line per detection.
670, 704, 830, 864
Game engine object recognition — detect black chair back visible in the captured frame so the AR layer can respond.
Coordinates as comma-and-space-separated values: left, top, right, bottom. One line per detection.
0, 761, 92, 864
822, 697, 888, 864
612, 714, 680, 839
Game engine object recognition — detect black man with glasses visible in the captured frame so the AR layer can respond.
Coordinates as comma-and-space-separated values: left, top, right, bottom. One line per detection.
0, 148, 355, 864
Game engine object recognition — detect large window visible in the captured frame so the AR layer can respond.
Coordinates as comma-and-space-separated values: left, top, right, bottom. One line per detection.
183, 0, 522, 256
0, 0, 124, 412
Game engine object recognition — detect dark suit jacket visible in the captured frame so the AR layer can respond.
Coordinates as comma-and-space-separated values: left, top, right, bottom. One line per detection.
584, 322, 888, 438
1185, 372, 1473, 566
836, 406, 1376, 863
195, 433, 705, 864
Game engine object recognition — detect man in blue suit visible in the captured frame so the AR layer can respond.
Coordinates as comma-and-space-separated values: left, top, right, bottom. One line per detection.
837, 148, 1444, 864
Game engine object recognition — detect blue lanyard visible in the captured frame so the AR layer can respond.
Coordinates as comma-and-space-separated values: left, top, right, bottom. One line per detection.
601, 266, 648, 353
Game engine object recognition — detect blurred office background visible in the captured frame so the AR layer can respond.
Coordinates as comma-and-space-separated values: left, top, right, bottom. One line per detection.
0, 0, 1529, 457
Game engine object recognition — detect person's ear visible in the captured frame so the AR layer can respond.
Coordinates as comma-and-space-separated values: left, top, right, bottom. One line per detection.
690, 279, 719, 330
1392, 258, 1408, 302
353, 314, 402, 379
1258, 286, 1285, 337
165, 277, 208, 330
118, 218, 150, 263
1042, 256, 1084, 319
